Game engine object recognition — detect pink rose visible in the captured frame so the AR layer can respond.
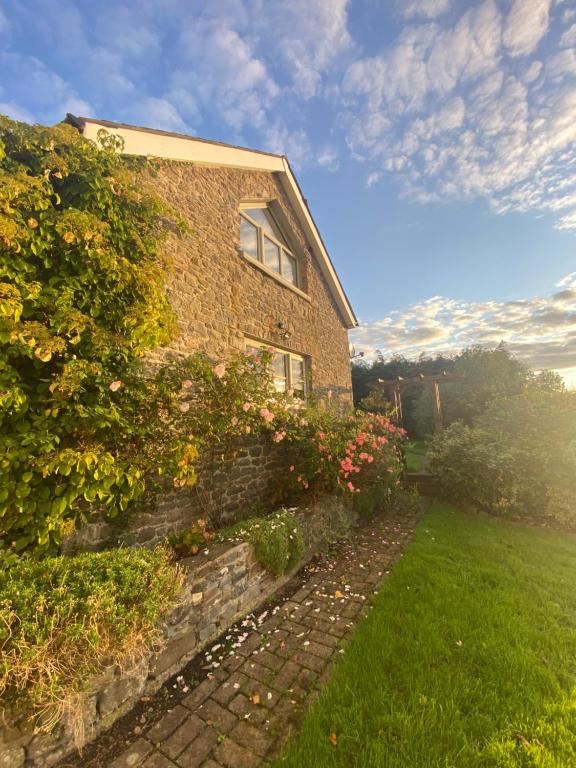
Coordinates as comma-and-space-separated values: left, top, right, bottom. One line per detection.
109, 380, 122, 392
273, 430, 286, 443
347, 481, 355, 492
242, 402, 252, 412
231, 416, 238, 426
260, 408, 274, 422
289, 465, 295, 472
181, 379, 193, 389
179, 402, 190, 413
213, 363, 226, 379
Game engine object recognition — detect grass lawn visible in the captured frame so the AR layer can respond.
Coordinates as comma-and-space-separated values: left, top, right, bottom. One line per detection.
274, 502, 576, 767
403, 439, 428, 472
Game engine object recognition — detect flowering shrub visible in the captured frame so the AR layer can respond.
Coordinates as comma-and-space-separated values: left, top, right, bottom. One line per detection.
285, 407, 406, 499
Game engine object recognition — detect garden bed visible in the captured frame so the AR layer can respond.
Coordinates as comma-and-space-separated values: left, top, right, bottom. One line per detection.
0, 496, 356, 768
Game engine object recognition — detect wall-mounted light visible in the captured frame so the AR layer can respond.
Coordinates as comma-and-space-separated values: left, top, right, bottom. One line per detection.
276, 321, 292, 341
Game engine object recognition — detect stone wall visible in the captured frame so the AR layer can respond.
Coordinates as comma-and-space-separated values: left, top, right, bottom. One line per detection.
148, 161, 353, 401
1, 496, 356, 768
65, 435, 293, 551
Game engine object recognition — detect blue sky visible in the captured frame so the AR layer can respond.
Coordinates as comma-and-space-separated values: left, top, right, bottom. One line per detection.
1, 0, 576, 382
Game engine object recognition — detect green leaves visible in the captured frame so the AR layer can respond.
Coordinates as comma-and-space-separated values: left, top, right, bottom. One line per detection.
0, 116, 182, 553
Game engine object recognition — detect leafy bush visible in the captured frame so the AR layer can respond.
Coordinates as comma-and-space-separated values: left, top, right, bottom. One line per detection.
169, 518, 213, 558
0, 546, 181, 739
428, 389, 576, 526
0, 116, 201, 552
217, 510, 304, 576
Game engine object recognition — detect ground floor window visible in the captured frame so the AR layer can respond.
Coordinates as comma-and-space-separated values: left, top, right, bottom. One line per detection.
245, 340, 307, 399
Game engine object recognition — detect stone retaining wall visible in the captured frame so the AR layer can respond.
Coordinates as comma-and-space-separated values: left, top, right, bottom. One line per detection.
64, 435, 292, 552
1, 496, 355, 768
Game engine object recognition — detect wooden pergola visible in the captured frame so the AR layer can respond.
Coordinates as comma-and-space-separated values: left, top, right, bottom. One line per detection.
371, 372, 464, 433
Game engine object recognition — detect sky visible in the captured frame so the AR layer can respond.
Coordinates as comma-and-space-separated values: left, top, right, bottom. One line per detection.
1, 0, 576, 384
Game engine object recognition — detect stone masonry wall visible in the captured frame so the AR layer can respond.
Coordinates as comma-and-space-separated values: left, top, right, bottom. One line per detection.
1, 497, 356, 768
66, 435, 292, 551
148, 161, 353, 399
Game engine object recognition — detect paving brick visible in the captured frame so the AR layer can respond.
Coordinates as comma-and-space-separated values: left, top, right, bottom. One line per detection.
254, 650, 285, 671
160, 714, 204, 760
213, 738, 256, 768
182, 678, 220, 711
197, 698, 238, 733
303, 640, 333, 660
142, 752, 177, 768
290, 651, 326, 673
227, 693, 269, 725
270, 660, 301, 691
175, 726, 219, 768
307, 629, 339, 648
110, 738, 154, 767
229, 721, 274, 757
147, 706, 190, 745
212, 672, 250, 705
241, 661, 275, 685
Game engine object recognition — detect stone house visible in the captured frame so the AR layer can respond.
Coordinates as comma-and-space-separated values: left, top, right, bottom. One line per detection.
64, 115, 357, 545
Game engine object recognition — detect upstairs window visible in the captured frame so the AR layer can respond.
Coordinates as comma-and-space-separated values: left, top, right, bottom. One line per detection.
240, 205, 298, 287
246, 341, 307, 399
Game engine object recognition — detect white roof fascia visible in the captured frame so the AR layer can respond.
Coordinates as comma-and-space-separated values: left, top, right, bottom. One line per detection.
75, 118, 357, 328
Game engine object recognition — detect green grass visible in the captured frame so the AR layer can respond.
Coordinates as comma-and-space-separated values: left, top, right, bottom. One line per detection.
404, 439, 428, 472
274, 503, 576, 767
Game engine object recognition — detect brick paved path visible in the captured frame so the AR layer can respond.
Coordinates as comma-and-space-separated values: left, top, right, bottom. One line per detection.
79, 508, 419, 768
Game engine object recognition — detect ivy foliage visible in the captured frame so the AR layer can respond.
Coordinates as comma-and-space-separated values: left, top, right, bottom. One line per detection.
0, 115, 193, 553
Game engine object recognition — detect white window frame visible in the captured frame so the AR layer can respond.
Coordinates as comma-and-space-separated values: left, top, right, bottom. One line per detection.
245, 340, 308, 399
240, 203, 300, 289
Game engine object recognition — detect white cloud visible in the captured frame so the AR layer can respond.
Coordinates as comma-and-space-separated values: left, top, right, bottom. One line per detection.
503, 0, 552, 58
253, 0, 352, 100
121, 97, 188, 133
351, 273, 576, 381
0, 100, 35, 123
403, 0, 452, 20
343, 0, 576, 230
0, 52, 93, 123
559, 23, 576, 47
317, 146, 340, 171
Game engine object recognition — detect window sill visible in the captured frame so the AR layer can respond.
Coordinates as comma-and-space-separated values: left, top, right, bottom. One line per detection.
241, 252, 311, 302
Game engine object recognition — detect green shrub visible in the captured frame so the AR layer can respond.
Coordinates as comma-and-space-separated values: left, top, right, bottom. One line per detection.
218, 510, 304, 576
168, 517, 213, 558
428, 389, 576, 526
0, 546, 181, 737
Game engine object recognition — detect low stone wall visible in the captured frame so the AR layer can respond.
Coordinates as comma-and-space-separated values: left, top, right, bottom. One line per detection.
64, 435, 292, 552
1, 496, 355, 768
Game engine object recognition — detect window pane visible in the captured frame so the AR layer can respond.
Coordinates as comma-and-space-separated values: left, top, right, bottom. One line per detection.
272, 353, 287, 392
244, 208, 287, 245
290, 357, 305, 397
281, 250, 297, 284
263, 236, 281, 273
240, 217, 258, 260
